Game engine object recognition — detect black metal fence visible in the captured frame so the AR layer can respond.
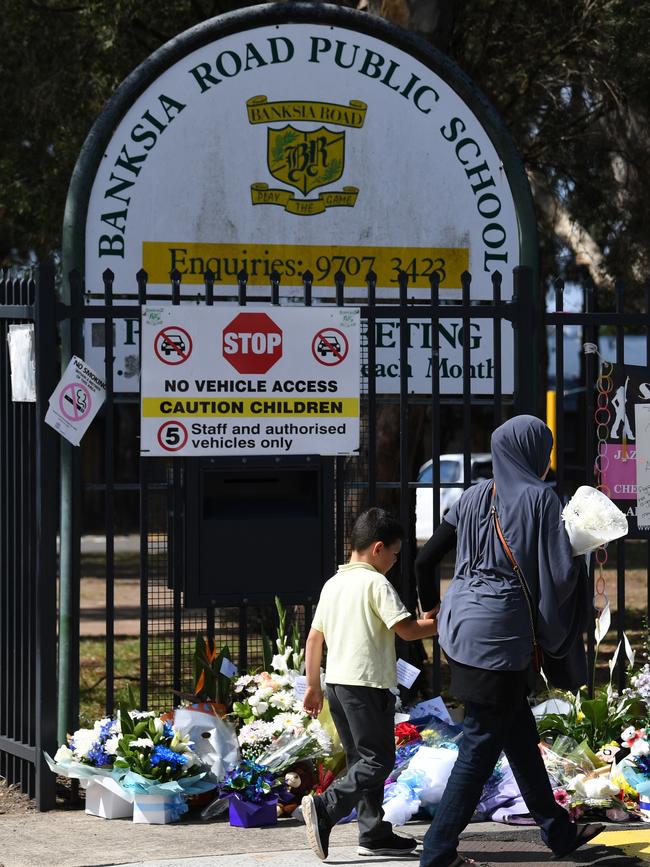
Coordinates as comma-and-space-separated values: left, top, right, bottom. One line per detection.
60, 264, 531, 724
3, 260, 650, 809
0, 265, 58, 809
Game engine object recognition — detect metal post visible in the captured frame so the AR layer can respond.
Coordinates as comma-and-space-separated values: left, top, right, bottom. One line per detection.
34, 263, 58, 810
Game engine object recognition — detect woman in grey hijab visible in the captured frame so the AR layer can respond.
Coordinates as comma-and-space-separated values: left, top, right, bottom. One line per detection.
415, 416, 601, 867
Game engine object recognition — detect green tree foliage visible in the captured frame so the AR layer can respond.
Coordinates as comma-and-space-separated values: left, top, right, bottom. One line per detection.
2, 0, 649, 286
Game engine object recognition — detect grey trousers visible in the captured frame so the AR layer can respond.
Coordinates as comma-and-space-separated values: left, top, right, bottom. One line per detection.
320, 683, 396, 844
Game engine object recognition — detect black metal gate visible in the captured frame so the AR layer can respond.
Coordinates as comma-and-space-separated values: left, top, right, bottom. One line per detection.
56, 264, 533, 721
0, 264, 58, 809
4, 261, 650, 808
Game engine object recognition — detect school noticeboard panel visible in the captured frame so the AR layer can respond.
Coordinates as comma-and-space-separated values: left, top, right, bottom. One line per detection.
140, 305, 360, 456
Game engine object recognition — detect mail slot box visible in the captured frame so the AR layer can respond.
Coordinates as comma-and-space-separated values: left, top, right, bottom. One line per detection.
184, 457, 334, 607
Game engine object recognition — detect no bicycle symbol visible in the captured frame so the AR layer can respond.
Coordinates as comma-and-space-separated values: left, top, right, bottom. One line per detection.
154, 326, 193, 365
312, 328, 349, 366
59, 383, 91, 422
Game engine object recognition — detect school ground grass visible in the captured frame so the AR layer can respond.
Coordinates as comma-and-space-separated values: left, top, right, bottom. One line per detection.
77, 541, 650, 723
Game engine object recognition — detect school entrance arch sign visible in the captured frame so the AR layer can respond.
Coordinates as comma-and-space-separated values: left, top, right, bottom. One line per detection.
63, 2, 537, 323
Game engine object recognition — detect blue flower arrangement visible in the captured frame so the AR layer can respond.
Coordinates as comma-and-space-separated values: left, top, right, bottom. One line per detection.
220, 759, 285, 804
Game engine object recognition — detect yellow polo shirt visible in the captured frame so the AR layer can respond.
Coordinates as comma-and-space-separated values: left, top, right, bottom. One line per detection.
311, 562, 411, 689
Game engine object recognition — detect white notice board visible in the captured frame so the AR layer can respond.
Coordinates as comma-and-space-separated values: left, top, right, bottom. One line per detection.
140, 306, 360, 456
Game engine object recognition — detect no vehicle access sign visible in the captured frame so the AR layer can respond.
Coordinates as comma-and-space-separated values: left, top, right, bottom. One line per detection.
140, 305, 360, 457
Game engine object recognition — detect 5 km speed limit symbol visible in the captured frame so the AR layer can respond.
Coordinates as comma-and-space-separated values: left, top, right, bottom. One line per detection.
157, 421, 188, 451
312, 328, 349, 366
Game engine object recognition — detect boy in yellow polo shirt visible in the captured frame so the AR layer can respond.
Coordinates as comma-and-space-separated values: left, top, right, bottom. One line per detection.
302, 508, 438, 860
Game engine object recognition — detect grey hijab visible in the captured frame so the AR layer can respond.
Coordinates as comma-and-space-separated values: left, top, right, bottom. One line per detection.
440, 415, 587, 673
491, 415, 584, 657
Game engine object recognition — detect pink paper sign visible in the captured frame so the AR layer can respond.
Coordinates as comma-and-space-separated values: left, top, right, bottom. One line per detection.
600, 443, 637, 500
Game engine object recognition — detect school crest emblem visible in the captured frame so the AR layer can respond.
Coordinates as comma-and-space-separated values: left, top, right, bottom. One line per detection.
247, 96, 367, 215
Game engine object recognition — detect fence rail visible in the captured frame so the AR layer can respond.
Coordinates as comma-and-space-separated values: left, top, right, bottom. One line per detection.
0, 265, 58, 809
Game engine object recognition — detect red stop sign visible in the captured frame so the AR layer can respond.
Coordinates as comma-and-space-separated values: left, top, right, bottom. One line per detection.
222, 312, 283, 374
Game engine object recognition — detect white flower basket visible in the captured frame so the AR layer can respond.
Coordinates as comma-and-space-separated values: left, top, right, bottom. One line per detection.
132, 792, 179, 824
85, 778, 133, 819
561, 486, 628, 555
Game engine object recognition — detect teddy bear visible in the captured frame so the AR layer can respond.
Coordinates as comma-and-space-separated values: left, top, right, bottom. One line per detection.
621, 726, 649, 757
277, 761, 316, 817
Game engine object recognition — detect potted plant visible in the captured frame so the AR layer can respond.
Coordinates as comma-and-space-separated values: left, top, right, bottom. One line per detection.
192, 637, 234, 716
219, 758, 284, 827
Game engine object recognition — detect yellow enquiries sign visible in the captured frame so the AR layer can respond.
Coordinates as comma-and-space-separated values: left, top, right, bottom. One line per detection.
142, 242, 468, 288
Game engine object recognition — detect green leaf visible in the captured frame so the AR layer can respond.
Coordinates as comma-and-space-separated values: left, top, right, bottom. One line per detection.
580, 699, 608, 729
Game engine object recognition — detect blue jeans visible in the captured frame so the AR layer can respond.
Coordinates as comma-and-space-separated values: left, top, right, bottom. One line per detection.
420, 699, 576, 867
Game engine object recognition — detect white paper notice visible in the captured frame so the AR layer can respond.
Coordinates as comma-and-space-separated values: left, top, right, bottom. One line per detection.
396, 658, 421, 689
410, 696, 454, 724
635, 404, 650, 527
7, 324, 36, 402
294, 676, 307, 700
219, 657, 238, 678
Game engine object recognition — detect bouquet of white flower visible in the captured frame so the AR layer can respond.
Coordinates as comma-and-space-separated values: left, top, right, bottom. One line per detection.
562, 486, 628, 555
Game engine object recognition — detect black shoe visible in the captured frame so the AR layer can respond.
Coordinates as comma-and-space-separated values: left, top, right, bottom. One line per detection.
358, 832, 418, 856
302, 794, 331, 860
551, 822, 606, 859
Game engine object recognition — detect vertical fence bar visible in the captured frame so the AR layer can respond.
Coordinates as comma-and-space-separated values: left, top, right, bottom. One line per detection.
203, 270, 216, 648
554, 279, 565, 501
33, 263, 58, 809
429, 273, 441, 695
270, 270, 280, 306
584, 279, 597, 691
335, 271, 345, 565
237, 270, 248, 306
170, 276, 183, 697
236, 273, 248, 666
513, 267, 536, 415
68, 271, 83, 738
646, 280, 650, 625
137, 270, 149, 708
239, 602, 248, 672
1, 273, 10, 788
614, 279, 626, 692
303, 271, 313, 308
460, 272, 472, 493
366, 271, 377, 507
397, 271, 412, 608
102, 270, 116, 716
491, 272, 502, 428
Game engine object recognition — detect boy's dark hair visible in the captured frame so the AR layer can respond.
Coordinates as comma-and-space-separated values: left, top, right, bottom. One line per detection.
350, 507, 404, 551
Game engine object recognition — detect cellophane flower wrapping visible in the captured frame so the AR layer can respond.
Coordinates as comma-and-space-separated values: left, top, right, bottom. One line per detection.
256, 725, 333, 773
173, 707, 239, 781
561, 486, 628, 555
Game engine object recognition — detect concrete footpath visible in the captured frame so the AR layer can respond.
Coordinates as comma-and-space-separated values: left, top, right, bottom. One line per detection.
0, 811, 649, 867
